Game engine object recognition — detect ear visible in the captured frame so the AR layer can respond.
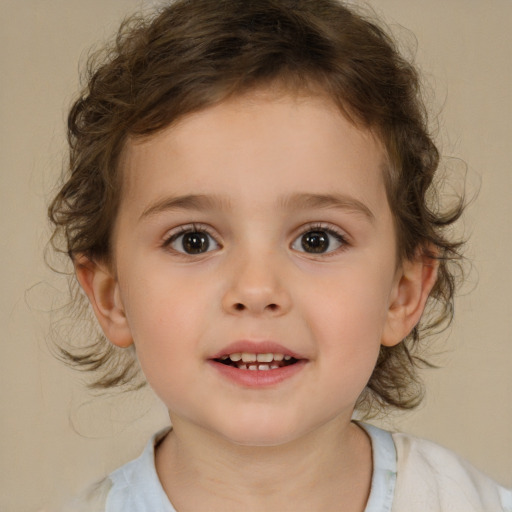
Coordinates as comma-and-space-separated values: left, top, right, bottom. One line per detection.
382, 249, 439, 347
74, 255, 133, 348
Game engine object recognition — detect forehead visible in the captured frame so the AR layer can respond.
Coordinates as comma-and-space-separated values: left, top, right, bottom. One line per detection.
118, 91, 388, 215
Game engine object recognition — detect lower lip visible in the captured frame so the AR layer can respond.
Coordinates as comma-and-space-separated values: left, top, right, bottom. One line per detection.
208, 360, 307, 388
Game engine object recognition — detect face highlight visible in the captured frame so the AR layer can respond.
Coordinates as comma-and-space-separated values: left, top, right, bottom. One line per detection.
102, 92, 406, 446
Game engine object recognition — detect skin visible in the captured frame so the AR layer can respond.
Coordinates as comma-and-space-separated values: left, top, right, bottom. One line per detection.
77, 90, 437, 511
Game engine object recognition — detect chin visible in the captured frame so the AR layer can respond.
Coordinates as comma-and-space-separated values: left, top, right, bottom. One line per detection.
209, 414, 309, 448
223, 430, 300, 448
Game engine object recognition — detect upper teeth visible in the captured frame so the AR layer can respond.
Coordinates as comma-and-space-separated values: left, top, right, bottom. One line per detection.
222, 352, 288, 362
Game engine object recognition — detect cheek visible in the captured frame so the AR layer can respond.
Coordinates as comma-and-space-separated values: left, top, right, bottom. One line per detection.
298, 265, 394, 390
120, 272, 214, 378
125, 296, 206, 407
303, 268, 392, 344
122, 262, 212, 331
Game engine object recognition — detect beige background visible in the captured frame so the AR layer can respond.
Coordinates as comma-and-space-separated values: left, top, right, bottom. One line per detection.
1, 0, 511, 509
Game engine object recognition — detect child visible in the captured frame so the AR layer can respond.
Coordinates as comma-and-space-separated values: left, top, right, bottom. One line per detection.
49, 0, 511, 510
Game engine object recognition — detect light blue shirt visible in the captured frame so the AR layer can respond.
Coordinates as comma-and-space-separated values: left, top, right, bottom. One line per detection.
69, 423, 511, 511
104, 423, 397, 512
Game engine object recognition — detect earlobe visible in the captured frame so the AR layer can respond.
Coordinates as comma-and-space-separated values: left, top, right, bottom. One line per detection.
382, 251, 439, 347
74, 255, 134, 348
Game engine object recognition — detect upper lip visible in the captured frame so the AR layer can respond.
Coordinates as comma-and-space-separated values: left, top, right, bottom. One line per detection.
210, 340, 305, 360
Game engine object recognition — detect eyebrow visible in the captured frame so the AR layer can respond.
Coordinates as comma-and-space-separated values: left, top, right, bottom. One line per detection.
140, 194, 230, 220
279, 193, 375, 222
139, 192, 375, 222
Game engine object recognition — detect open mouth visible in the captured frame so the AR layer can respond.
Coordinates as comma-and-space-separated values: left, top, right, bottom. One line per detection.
214, 352, 299, 371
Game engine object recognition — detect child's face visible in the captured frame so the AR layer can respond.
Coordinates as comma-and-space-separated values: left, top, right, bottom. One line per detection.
100, 92, 409, 445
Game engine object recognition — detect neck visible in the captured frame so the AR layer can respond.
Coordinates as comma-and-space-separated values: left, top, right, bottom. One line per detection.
155, 416, 372, 512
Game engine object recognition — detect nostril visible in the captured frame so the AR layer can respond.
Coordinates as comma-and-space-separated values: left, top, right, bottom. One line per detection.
230, 302, 281, 313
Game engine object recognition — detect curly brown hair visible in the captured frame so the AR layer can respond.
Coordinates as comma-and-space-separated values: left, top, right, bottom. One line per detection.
49, 0, 464, 412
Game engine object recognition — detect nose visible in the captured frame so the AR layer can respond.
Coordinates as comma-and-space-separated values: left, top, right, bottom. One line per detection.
221, 251, 292, 317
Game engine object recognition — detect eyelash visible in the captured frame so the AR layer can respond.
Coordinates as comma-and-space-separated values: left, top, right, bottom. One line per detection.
161, 222, 350, 257
292, 223, 349, 257
162, 223, 221, 256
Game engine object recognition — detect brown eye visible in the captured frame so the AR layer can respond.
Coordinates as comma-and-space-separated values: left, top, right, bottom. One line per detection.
301, 231, 329, 253
182, 232, 210, 254
291, 228, 345, 255
168, 229, 219, 255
